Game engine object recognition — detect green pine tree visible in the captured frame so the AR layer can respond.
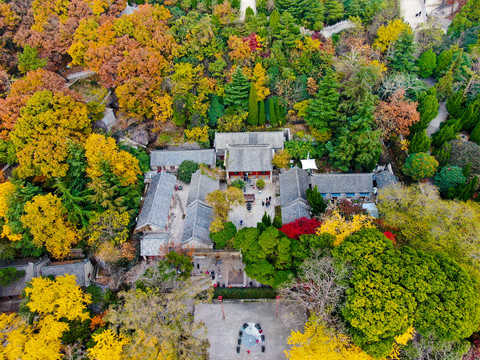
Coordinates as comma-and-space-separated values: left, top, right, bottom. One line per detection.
269, 9, 280, 29
432, 121, 459, 148
258, 100, 266, 125
305, 68, 340, 131
208, 95, 224, 127
470, 121, 480, 145
411, 89, 439, 133
306, 185, 327, 216
274, 12, 301, 49
17, 45, 47, 74
224, 68, 250, 110
435, 69, 454, 100
274, 97, 282, 125
247, 82, 259, 126
461, 98, 480, 131
433, 142, 452, 166
388, 31, 415, 73
433, 48, 453, 79
446, 89, 465, 119
324, 0, 344, 24
269, 97, 278, 126
417, 49, 437, 78
409, 130, 432, 153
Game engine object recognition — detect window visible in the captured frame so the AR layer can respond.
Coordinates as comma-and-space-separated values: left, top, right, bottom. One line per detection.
170, 166, 175, 170
346, 193, 355, 197
321, 193, 327, 197
261, 171, 266, 175
360, 192, 370, 196
331, 193, 341, 197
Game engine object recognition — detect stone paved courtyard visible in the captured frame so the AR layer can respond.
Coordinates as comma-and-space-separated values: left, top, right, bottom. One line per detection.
194, 301, 306, 360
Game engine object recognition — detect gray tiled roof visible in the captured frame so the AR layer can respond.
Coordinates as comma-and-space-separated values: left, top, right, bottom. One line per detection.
281, 200, 311, 225
187, 170, 220, 207
41, 259, 91, 287
279, 166, 310, 206
375, 171, 398, 189
140, 233, 171, 256
182, 202, 214, 246
150, 149, 216, 169
226, 146, 273, 173
135, 172, 176, 231
215, 131, 285, 151
0, 257, 48, 297
311, 173, 374, 194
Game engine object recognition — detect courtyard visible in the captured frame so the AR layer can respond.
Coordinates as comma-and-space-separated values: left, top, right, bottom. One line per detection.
194, 301, 306, 360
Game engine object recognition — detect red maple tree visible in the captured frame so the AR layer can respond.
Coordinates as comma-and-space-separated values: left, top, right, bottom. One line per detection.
279, 217, 321, 240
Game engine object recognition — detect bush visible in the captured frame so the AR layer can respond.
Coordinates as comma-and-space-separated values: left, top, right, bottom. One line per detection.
213, 287, 277, 299
231, 179, 245, 189
256, 179, 265, 189
177, 160, 199, 183
434, 166, 466, 196
279, 217, 321, 239
449, 140, 480, 177
417, 49, 437, 78
402, 153, 439, 180
210, 222, 237, 249
0, 267, 26, 286
273, 216, 282, 228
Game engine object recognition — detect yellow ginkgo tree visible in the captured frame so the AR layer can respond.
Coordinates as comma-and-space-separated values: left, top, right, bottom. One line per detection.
317, 210, 374, 246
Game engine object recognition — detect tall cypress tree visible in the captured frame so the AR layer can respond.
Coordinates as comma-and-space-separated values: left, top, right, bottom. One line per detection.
224, 68, 250, 110
409, 130, 432, 153
274, 97, 282, 125
258, 100, 266, 125
247, 82, 258, 126
461, 98, 480, 131
324, 0, 344, 24
208, 95, 224, 127
446, 89, 465, 119
470, 121, 480, 145
268, 97, 277, 126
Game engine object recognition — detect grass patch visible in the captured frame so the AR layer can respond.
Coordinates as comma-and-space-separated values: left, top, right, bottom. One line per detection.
214, 287, 277, 300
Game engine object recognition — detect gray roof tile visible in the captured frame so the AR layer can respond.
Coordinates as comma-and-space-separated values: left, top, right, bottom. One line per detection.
281, 200, 311, 225
375, 171, 398, 189
135, 172, 176, 231
226, 146, 273, 173
140, 233, 171, 256
150, 149, 216, 169
279, 166, 310, 206
215, 131, 285, 151
40, 259, 92, 287
182, 202, 214, 246
187, 170, 220, 207
311, 173, 374, 194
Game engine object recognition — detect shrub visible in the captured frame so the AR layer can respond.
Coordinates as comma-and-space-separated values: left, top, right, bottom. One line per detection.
210, 222, 237, 249
231, 178, 245, 189
177, 160, 199, 183
256, 179, 265, 189
417, 49, 437, 78
273, 216, 282, 228
213, 287, 277, 299
434, 166, 466, 196
402, 153, 439, 180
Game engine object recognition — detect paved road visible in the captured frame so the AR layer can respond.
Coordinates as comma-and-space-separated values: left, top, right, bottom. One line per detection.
426, 101, 448, 137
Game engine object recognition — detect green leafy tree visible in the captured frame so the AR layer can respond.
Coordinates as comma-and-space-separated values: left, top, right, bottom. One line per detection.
435, 69, 454, 100
433, 48, 454, 79
177, 161, 199, 183
262, 211, 272, 227
434, 166, 466, 196
434, 142, 452, 166
0, 139, 17, 164
403, 153, 439, 180
388, 31, 416, 72
432, 120, 459, 148
224, 68, 250, 110
305, 69, 340, 131
247, 82, 258, 126
231, 179, 245, 189
409, 130, 432, 153
417, 49, 437, 78
306, 185, 327, 216
17, 45, 47, 74
165, 251, 194, 280
210, 222, 237, 249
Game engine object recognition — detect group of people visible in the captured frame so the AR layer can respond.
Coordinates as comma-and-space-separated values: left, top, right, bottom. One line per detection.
262, 196, 272, 207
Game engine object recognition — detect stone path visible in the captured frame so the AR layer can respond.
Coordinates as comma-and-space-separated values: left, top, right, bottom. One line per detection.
320, 20, 356, 37
239, 0, 256, 21
426, 101, 448, 136
194, 302, 306, 360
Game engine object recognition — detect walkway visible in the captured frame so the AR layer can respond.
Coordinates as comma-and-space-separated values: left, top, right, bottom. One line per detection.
239, 0, 256, 21
426, 101, 448, 136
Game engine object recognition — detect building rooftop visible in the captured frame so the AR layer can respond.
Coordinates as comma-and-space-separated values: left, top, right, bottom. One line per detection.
375, 170, 398, 189
150, 149, 216, 169
41, 259, 92, 287
135, 171, 176, 232
311, 173, 374, 194
182, 202, 214, 247
226, 146, 273, 173
140, 233, 171, 257
279, 166, 310, 206
187, 170, 220, 207
281, 200, 311, 225
215, 131, 285, 151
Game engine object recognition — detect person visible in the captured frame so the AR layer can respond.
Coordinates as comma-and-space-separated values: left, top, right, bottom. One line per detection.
269, 196, 271, 201
197, 263, 200, 269
240, 220, 243, 226
262, 201, 264, 206
219, 274, 222, 279
206, 270, 209, 274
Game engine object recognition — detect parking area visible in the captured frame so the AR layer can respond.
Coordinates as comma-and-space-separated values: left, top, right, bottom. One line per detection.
194, 301, 306, 360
